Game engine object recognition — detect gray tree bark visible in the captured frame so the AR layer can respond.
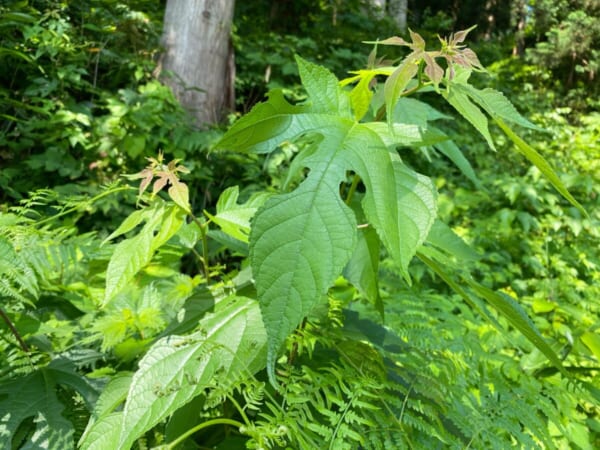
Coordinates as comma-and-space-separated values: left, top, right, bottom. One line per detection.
388, 0, 408, 33
160, 0, 235, 127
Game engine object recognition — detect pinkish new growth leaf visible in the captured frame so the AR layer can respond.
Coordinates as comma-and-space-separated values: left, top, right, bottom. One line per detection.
125, 152, 191, 210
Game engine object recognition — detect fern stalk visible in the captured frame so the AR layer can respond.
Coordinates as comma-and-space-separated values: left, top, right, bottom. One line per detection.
0, 307, 29, 352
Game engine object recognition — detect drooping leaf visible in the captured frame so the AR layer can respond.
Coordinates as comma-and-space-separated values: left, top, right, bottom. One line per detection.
424, 220, 480, 266
456, 84, 545, 132
443, 86, 496, 150
433, 139, 482, 188
463, 277, 568, 377
343, 222, 382, 316
495, 118, 587, 216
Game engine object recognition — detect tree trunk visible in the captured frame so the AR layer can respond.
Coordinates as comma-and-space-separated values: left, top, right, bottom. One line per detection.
160, 0, 235, 127
388, 0, 408, 33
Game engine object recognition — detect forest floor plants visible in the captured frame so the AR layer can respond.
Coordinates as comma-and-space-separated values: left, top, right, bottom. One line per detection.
1, 29, 599, 449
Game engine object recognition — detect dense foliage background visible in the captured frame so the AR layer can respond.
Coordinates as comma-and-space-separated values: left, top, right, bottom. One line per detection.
1, 1, 599, 449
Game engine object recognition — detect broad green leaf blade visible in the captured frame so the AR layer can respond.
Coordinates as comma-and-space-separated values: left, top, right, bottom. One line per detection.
150, 205, 185, 250
215, 89, 309, 154
104, 226, 153, 305
348, 72, 376, 121
215, 57, 353, 156
348, 138, 437, 283
495, 118, 587, 216
104, 205, 184, 304
364, 122, 448, 148
0, 371, 73, 450
296, 55, 352, 117
343, 225, 382, 316
384, 59, 419, 126
250, 174, 357, 384
464, 277, 568, 377
433, 139, 482, 188
443, 87, 496, 151
394, 97, 453, 127
81, 296, 266, 450
205, 186, 269, 243
581, 332, 600, 362
168, 181, 191, 213
78, 413, 122, 450
101, 208, 149, 245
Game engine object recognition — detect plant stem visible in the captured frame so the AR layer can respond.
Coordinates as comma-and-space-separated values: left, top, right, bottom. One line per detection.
0, 307, 29, 352
164, 418, 244, 449
344, 174, 361, 205
34, 185, 134, 226
189, 213, 211, 283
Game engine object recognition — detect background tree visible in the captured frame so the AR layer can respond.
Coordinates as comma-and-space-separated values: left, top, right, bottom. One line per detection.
160, 0, 235, 126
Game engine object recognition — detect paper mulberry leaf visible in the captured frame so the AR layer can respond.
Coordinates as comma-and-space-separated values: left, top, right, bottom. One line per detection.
0, 359, 100, 450
216, 56, 437, 384
250, 173, 357, 382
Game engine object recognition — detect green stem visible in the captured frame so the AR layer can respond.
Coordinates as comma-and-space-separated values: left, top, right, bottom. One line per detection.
164, 418, 244, 449
344, 174, 361, 205
226, 393, 251, 426
0, 307, 29, 352
189, 213, 211, 283
34, 185, 133, 226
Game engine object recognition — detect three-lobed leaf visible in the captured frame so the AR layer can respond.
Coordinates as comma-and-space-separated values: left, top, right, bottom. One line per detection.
216, 56, 438, 383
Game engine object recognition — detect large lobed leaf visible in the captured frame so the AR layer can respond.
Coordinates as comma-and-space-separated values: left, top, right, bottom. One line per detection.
216, 56, 437, 383
0, 359, 101, 450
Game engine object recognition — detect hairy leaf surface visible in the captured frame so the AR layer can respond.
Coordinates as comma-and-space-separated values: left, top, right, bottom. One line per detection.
79, 296, 267, 450
216, 56, 437, 382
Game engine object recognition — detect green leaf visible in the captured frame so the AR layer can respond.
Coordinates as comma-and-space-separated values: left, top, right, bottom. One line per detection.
433, 139, 482, 188
443, 87, 496, 151
168, 180, 191, 213
0, 360, 100, 450
80, 296, 267, 450
101, 208, 150, 245
455, 84, 545, 132
347, 141, 437, 283
463, 277, 568, 377
348, 72, 376, 121
216, 56, 437, 384
364, 122, 448, 148
384, 59, 419, 126
343, 223, 382, 316
425, 220, 480, 263
581, 332, 600, 362
495, 118, 587, 216
104, 205, 185, 304
104, 226, 153, 305
250, 175, 357, 383
205, 186, 269, 243
151, 205, 186, 250
393, 97, 453, 128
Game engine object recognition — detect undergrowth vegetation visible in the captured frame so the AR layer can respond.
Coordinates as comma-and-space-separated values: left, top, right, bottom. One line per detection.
1, 1, 599, 449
